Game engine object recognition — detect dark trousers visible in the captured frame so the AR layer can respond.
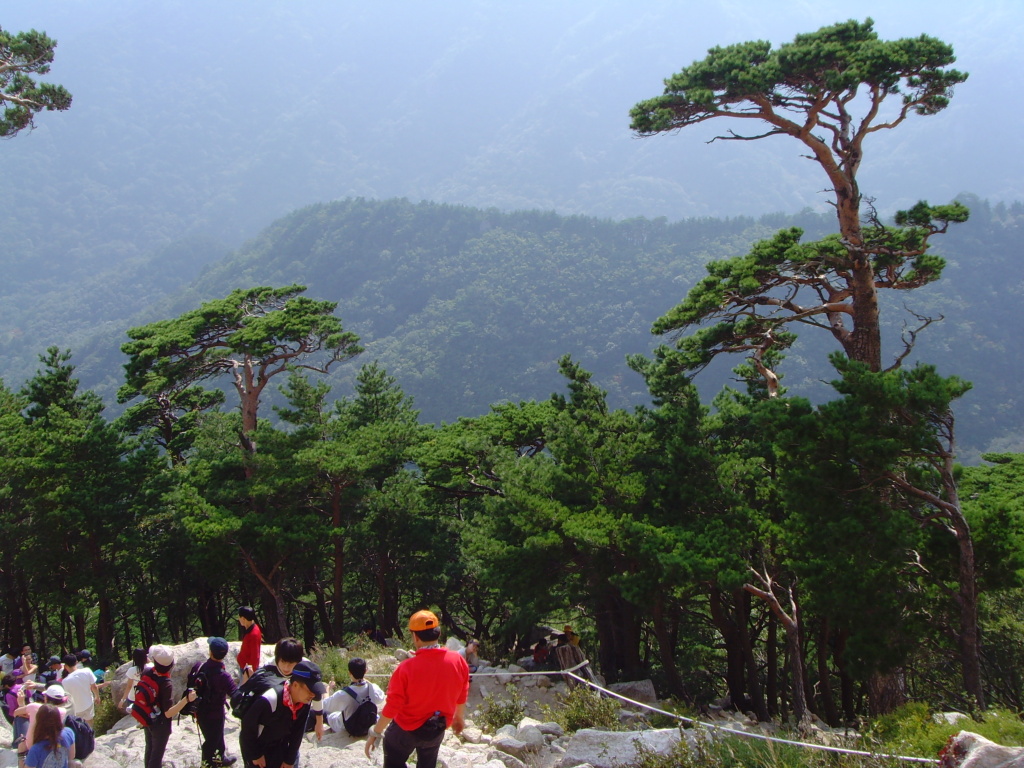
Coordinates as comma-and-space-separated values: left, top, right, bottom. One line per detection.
382, 716, 447, 768
144, 718, 172, 768
197, 709, 227, 764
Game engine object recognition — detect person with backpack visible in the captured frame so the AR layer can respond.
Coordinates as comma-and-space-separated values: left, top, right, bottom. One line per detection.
24, 704, 74, 768
135, 644, 197, 768
364, 610, 469, 768
239, 659, 325, 768
231, 637, 325, 740
236, 607, 262, 683
58, 655, 97, 727
188, 637, 239, 768
14, 685, 94, 764
322, 657, 384, 737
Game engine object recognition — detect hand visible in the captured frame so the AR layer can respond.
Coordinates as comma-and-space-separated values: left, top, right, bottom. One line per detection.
188, 689, 197, 702
253, 757, 267, 768
364, 731, 381, 759
315, 718, 324, 742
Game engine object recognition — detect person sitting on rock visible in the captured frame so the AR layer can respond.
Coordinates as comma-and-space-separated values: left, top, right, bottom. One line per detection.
321, 657, 385, 736
240, 660, 325, 768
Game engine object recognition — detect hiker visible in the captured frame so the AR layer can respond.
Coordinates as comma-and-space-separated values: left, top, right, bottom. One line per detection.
59, 655, 98, 726
322, 657, 385, 736
362, 622, 387, 646
24, 704, 74, 768
364, 610, 469, 768
190, 637, 239, 768
234, 637, 325, 740
458, 640, 482, 673
139, 644, 197, 768
14, 685, 72, 758
38, 657, 62, 689
118, 648, 149, 711
13, 646, 38, 683
239, 659, 325, 768
0, 648, 17, 677
236, 606, 263, 683
3, 673, 31, 748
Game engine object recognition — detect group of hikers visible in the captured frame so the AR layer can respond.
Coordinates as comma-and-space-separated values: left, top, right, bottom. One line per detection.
0, 606, 479, 768
1, 608, 581, 768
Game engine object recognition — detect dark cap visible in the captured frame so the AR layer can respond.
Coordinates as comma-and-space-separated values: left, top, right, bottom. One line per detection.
48, 656, 62, 666
289, 660, 327, 695
208, 637, 229, 659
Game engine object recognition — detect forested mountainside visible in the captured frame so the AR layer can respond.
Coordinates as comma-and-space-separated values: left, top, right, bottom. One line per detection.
5, 195, 1017, 462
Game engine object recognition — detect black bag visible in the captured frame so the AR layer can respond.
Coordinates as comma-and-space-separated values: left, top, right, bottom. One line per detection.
180, 661, 209, 718
130, 670, 163, 727
229, 666, 284, 720
65, 714, 95, 760
341, 686, 378, 737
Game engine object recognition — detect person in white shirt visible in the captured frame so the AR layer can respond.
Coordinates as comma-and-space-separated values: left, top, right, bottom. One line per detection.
322, 657, 385, 735
58, 655, 98, 725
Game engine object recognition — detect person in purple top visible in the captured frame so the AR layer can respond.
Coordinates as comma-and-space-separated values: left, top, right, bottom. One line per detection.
191, 637, 239, 768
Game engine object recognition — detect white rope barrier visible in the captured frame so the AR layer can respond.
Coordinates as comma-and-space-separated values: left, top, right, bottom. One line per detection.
368, 665, 938, 765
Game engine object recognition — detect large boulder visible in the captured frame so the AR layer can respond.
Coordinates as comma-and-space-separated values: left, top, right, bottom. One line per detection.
940, 731, 1024, 768
561, 727, 700, 768
607, 679, 657, 705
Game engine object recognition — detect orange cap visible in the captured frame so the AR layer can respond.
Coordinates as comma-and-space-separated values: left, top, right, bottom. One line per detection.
409, 610, 440, 631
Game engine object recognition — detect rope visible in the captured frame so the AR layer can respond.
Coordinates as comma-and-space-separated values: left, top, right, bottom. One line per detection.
369, 666, 938, 765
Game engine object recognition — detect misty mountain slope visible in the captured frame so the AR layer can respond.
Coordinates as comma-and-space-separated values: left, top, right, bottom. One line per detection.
110, 196, 1019, 462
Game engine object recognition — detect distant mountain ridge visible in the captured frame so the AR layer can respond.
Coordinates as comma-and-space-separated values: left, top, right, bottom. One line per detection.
9, 196, 1014, 463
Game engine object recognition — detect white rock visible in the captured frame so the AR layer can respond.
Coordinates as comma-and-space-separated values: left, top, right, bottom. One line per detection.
608, 679, 657, 705
461, 725, 488, 744
495, 724, 518, 739
515, 724, 546, 748
394, 648, 413, 661
935, 712, 971, 726
486, 747, 528, 768
561, 727, 699, 768
938, 731, 1024, 768
491, 734, 538, 759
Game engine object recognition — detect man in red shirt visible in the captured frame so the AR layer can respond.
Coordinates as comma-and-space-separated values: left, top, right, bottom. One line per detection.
364, 610, 469, 768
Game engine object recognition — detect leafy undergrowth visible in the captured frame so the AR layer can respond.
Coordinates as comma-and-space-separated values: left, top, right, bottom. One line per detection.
866, 703, 1024, 758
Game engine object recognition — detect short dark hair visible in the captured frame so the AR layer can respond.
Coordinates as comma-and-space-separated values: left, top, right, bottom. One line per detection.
62, 654, 78, 667
275, 637, 304, 664
414, 627, 441, 642
348, 657, 367, 679
238, 606, 257, 621
1, 674, 14, 689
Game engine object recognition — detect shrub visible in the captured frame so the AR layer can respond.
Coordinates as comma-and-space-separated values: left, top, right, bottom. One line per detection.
92, 694, 122, 737
480, 684, 526, 732
543, 685, 620, 733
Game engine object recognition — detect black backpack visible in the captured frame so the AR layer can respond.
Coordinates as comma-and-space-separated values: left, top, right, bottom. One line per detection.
181, 661, 209, 718
130, 670, 163, 727
65, 714, 95, 760
0, 691, 12, 725
229, 666, 285, 720
341, 686, 378, 737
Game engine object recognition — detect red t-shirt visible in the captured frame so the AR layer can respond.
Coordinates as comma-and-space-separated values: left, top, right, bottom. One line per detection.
237, 623, 263, 672
381, 647, 469, 731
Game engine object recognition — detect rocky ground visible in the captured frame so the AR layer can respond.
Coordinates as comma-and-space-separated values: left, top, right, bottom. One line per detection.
0, 637, 936, 768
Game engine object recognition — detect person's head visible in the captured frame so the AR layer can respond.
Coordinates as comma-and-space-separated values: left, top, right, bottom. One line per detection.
33, 704, 64, 750
409, 610, 441, 646
2, 648, 14, 659
42, 685, 68, 705
362, 622, 375, 635
131, 648, 148, 670
61, 654, 78, 670
288, 660, 326, 704
348, 657, 367, 681
535, 638, 547, 648
21, 644, 32, 657
149, 645, 174, 674
238, 606, 257, 628
77, 649, 92, 664
208, 637, 229, 661
47, 655, 61, 670
274, 637, 304, 676
466, 640, 480, 653
1, 673, 15, 690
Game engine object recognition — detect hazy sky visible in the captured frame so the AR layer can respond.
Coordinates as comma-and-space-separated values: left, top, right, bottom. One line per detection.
5, 0, 1022, 230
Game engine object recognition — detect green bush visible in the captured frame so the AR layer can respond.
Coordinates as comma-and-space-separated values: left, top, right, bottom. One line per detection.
92, 694, 123, 737
480, 684, 526, 732
867, 703, 1024, 758
543, 685, 621, 734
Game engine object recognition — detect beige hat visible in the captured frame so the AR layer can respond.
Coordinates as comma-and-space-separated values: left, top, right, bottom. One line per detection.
149, 644, 174, 667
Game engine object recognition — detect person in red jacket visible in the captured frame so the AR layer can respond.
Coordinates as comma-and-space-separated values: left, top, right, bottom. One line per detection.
364, 610, 469, 768
236, 606, 263, 682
